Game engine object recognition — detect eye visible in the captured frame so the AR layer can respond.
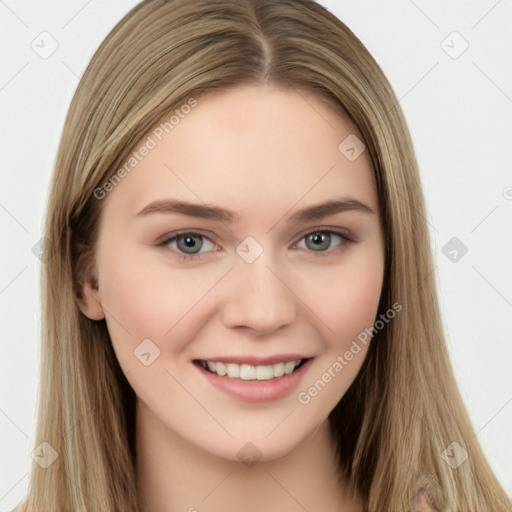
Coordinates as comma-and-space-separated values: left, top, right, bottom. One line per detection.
157, 231, 219, 261
293, 230, 353, 256
156, 228, 354, 261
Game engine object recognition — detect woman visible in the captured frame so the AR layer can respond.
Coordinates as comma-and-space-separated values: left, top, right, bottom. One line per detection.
15, 0, 511, 510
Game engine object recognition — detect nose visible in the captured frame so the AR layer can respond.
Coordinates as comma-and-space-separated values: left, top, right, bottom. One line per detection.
221, 254, 297, 337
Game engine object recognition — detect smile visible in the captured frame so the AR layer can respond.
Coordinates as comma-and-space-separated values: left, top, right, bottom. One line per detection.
197, 359, 306, 380
193, 356, 313, 402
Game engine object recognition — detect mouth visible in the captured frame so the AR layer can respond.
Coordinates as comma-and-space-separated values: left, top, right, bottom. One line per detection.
193, 356, 314, 403
194, 358, 309, 381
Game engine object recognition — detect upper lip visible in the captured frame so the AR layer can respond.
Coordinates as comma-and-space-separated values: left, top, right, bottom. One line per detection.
194, 354, 311, 366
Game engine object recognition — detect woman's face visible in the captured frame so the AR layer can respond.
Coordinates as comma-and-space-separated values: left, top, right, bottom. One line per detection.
82, 84, 384, 461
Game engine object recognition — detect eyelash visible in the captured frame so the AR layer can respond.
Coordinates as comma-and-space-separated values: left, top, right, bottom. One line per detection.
156, 228, 355, 261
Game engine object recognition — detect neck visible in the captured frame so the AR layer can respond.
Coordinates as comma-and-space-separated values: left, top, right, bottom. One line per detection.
135, 399, 362, 512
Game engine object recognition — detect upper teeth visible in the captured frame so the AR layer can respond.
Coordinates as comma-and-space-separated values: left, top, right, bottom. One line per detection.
201, 359, 302, 380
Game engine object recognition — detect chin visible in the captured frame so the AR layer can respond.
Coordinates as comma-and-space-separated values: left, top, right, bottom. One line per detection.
202, 420, 323, 465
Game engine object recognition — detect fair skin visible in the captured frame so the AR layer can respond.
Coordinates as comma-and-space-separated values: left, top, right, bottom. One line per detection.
80, 84, 384, 512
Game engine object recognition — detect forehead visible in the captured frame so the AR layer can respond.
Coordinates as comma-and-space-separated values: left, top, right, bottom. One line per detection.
102, 84, 377, 221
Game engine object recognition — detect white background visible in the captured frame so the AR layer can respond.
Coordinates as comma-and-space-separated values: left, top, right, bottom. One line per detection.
0, 1, 511, 509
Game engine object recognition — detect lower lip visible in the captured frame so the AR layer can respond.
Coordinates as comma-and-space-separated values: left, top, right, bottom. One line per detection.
195, 359, 313, 403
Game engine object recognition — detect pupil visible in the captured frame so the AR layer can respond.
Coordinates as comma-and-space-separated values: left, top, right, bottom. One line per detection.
308, 232, 329, 251
179, 235, 202, 253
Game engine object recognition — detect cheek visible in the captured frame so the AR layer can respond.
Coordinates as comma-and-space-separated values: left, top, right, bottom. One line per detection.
96, 244, 227, 362
295, 253, 383, 414
297, 246, 384, 349
335, 261, 384, 340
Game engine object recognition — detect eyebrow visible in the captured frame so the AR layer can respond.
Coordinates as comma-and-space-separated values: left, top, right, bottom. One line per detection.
135, 197, 375, 224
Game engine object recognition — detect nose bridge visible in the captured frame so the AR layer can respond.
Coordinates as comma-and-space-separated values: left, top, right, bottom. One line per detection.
221, 243, 297, 335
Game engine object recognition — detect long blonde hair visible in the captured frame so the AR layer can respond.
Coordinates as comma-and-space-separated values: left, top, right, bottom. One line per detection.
16, 0, 510, 510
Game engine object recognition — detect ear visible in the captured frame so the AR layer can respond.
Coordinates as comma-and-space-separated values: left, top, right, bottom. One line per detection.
80, 275, 105, 320
75, 250, 105, 321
